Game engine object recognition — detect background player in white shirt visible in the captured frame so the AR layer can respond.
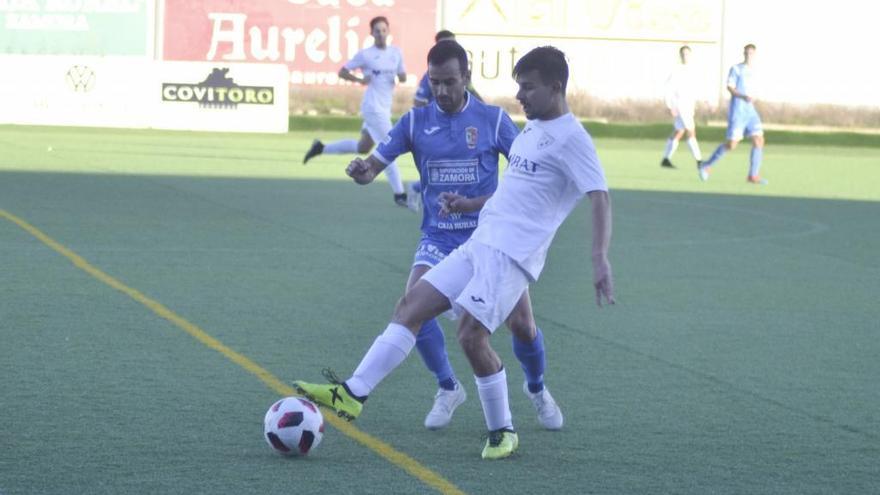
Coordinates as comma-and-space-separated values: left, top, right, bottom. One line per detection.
660, 45, 703, 169
302, 16, 409, 206
295, 46, 615, 460
698, 44, 767, 184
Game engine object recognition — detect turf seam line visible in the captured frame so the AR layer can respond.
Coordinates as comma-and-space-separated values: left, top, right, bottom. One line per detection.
0, 208, 467, 495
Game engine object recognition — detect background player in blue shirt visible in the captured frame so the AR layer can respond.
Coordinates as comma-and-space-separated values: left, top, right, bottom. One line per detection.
698, 44, 767, 183
339, 40, 563, 431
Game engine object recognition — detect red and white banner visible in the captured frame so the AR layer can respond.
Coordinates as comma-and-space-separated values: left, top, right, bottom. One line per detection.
163, 0, 436, 86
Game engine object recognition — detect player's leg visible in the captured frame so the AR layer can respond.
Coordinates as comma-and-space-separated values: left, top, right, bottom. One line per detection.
407, 247, 466, 429
293, 279, 452, 421
682, 112, 703, 164
451, 242, 529, 459
661, 123, 685, 168
746, 112, 766, 183
506, 291, 563, 429
294, 245, 473, 420
363, 113, 406, 203
700, 108, 743, 179
304, 126, 368, 164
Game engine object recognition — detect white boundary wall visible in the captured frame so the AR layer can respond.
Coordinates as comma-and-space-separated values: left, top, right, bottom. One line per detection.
0, 56, 289, 133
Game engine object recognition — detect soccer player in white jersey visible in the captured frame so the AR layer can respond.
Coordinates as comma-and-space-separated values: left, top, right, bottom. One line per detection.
302, 16, 409, 206
660, 45, 703, 169
698, 44, 767, 184
320, 40, 562, 432
295, 46, 614, 460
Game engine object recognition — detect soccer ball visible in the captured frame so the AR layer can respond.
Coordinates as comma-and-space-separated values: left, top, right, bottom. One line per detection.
263, 397, 324, 456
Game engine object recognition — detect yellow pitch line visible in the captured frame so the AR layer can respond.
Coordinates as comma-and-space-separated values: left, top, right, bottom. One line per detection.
1, 208, 466, 495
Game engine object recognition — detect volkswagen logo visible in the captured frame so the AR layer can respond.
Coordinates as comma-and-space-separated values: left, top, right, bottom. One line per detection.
65, 65, 96, 92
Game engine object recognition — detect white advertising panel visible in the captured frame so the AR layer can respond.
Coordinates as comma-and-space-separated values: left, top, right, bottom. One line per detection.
0, 56, 289, 133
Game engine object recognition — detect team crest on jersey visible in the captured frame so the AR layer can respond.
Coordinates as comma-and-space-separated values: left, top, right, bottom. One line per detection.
538, 133, 555, 149
465, 127, 478, 149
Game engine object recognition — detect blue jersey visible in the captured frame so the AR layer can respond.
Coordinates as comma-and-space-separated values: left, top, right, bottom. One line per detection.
727, 63, 758, 115
374, 93, 519, 245
414, 73, 433, 105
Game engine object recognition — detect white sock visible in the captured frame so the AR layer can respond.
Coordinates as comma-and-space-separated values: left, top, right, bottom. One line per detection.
475, 368, 513, 431
687, 137, 703, 161
324, 139, 358, 154
346, 323, 416, 397
663, 138, 679, 159
383, 161, 405, 194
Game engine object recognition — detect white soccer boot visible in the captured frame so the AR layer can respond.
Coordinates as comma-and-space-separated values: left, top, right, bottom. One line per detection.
424, 384, 466, 430
523, 382, 564, 430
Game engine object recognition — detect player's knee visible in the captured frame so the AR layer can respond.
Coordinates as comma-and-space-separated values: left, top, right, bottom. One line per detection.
456, 323, 488, 357
754, 136, 765, 147
392, 294, 420, 329
725, 140, 738, 150
356, 142, 373, 154
506, 314, 536, 342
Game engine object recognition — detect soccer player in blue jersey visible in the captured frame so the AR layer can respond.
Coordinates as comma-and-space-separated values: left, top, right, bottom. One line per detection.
295, 45, 614, 460
698, 44, 767, 184
408, 30, 484, 212
297, 40, 564, 434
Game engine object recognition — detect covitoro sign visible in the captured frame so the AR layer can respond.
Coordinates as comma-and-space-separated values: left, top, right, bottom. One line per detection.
161, 67, 274, 107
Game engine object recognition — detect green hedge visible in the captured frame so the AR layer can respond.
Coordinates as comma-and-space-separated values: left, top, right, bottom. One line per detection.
288, 115, 880, 148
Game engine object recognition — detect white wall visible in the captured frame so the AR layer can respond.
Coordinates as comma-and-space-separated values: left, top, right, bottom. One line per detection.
440, 0, 880, 108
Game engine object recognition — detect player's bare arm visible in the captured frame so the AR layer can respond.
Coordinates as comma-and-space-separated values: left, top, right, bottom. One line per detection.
437, 192, 491, 216
338, 67, 370, 85
588, 190, 615, 307
346, 155, 387, 185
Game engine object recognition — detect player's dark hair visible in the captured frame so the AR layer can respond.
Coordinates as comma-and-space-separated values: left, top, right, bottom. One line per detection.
679, 45, 691, 55
435, 30, 455, 42
744, 43, 756, 51
427, 40, 469, 76
513, 46, 569, 93
369, 16, 389, 31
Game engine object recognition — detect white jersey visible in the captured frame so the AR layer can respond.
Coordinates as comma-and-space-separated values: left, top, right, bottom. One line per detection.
471, 112, 608, 281
664, 63, 698, 115
344, 45, 405, 116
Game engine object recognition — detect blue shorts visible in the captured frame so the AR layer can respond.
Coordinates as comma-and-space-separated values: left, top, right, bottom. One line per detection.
413, 235, 463, 268
727, 104, 763, 141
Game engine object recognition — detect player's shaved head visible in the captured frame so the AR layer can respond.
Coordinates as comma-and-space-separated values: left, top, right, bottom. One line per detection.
513, 46, 569, 93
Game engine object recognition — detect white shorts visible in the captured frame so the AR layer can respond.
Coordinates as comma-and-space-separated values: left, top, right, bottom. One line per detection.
421, 240, 530, 333
673, 113, 695, 131
361, 112, 393, 144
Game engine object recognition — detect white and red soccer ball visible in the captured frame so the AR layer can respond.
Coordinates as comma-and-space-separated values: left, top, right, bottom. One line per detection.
263, 397, 324, 456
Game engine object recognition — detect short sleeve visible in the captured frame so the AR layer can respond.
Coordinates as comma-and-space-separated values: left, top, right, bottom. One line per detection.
494, 109, 520, 158
373, 110, 413, 165
561, 130, 607, 194
344, 49, 365, 71
726, 65, 738, 88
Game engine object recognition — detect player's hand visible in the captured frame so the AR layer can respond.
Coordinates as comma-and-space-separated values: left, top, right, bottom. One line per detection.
592, 256, 615, 307
438, 192, 469, 216
346, 157, 374, 185
670, 109, 679, 117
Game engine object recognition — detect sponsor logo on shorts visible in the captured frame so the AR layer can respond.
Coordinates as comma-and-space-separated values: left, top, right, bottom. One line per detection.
470, 295, 485, 304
